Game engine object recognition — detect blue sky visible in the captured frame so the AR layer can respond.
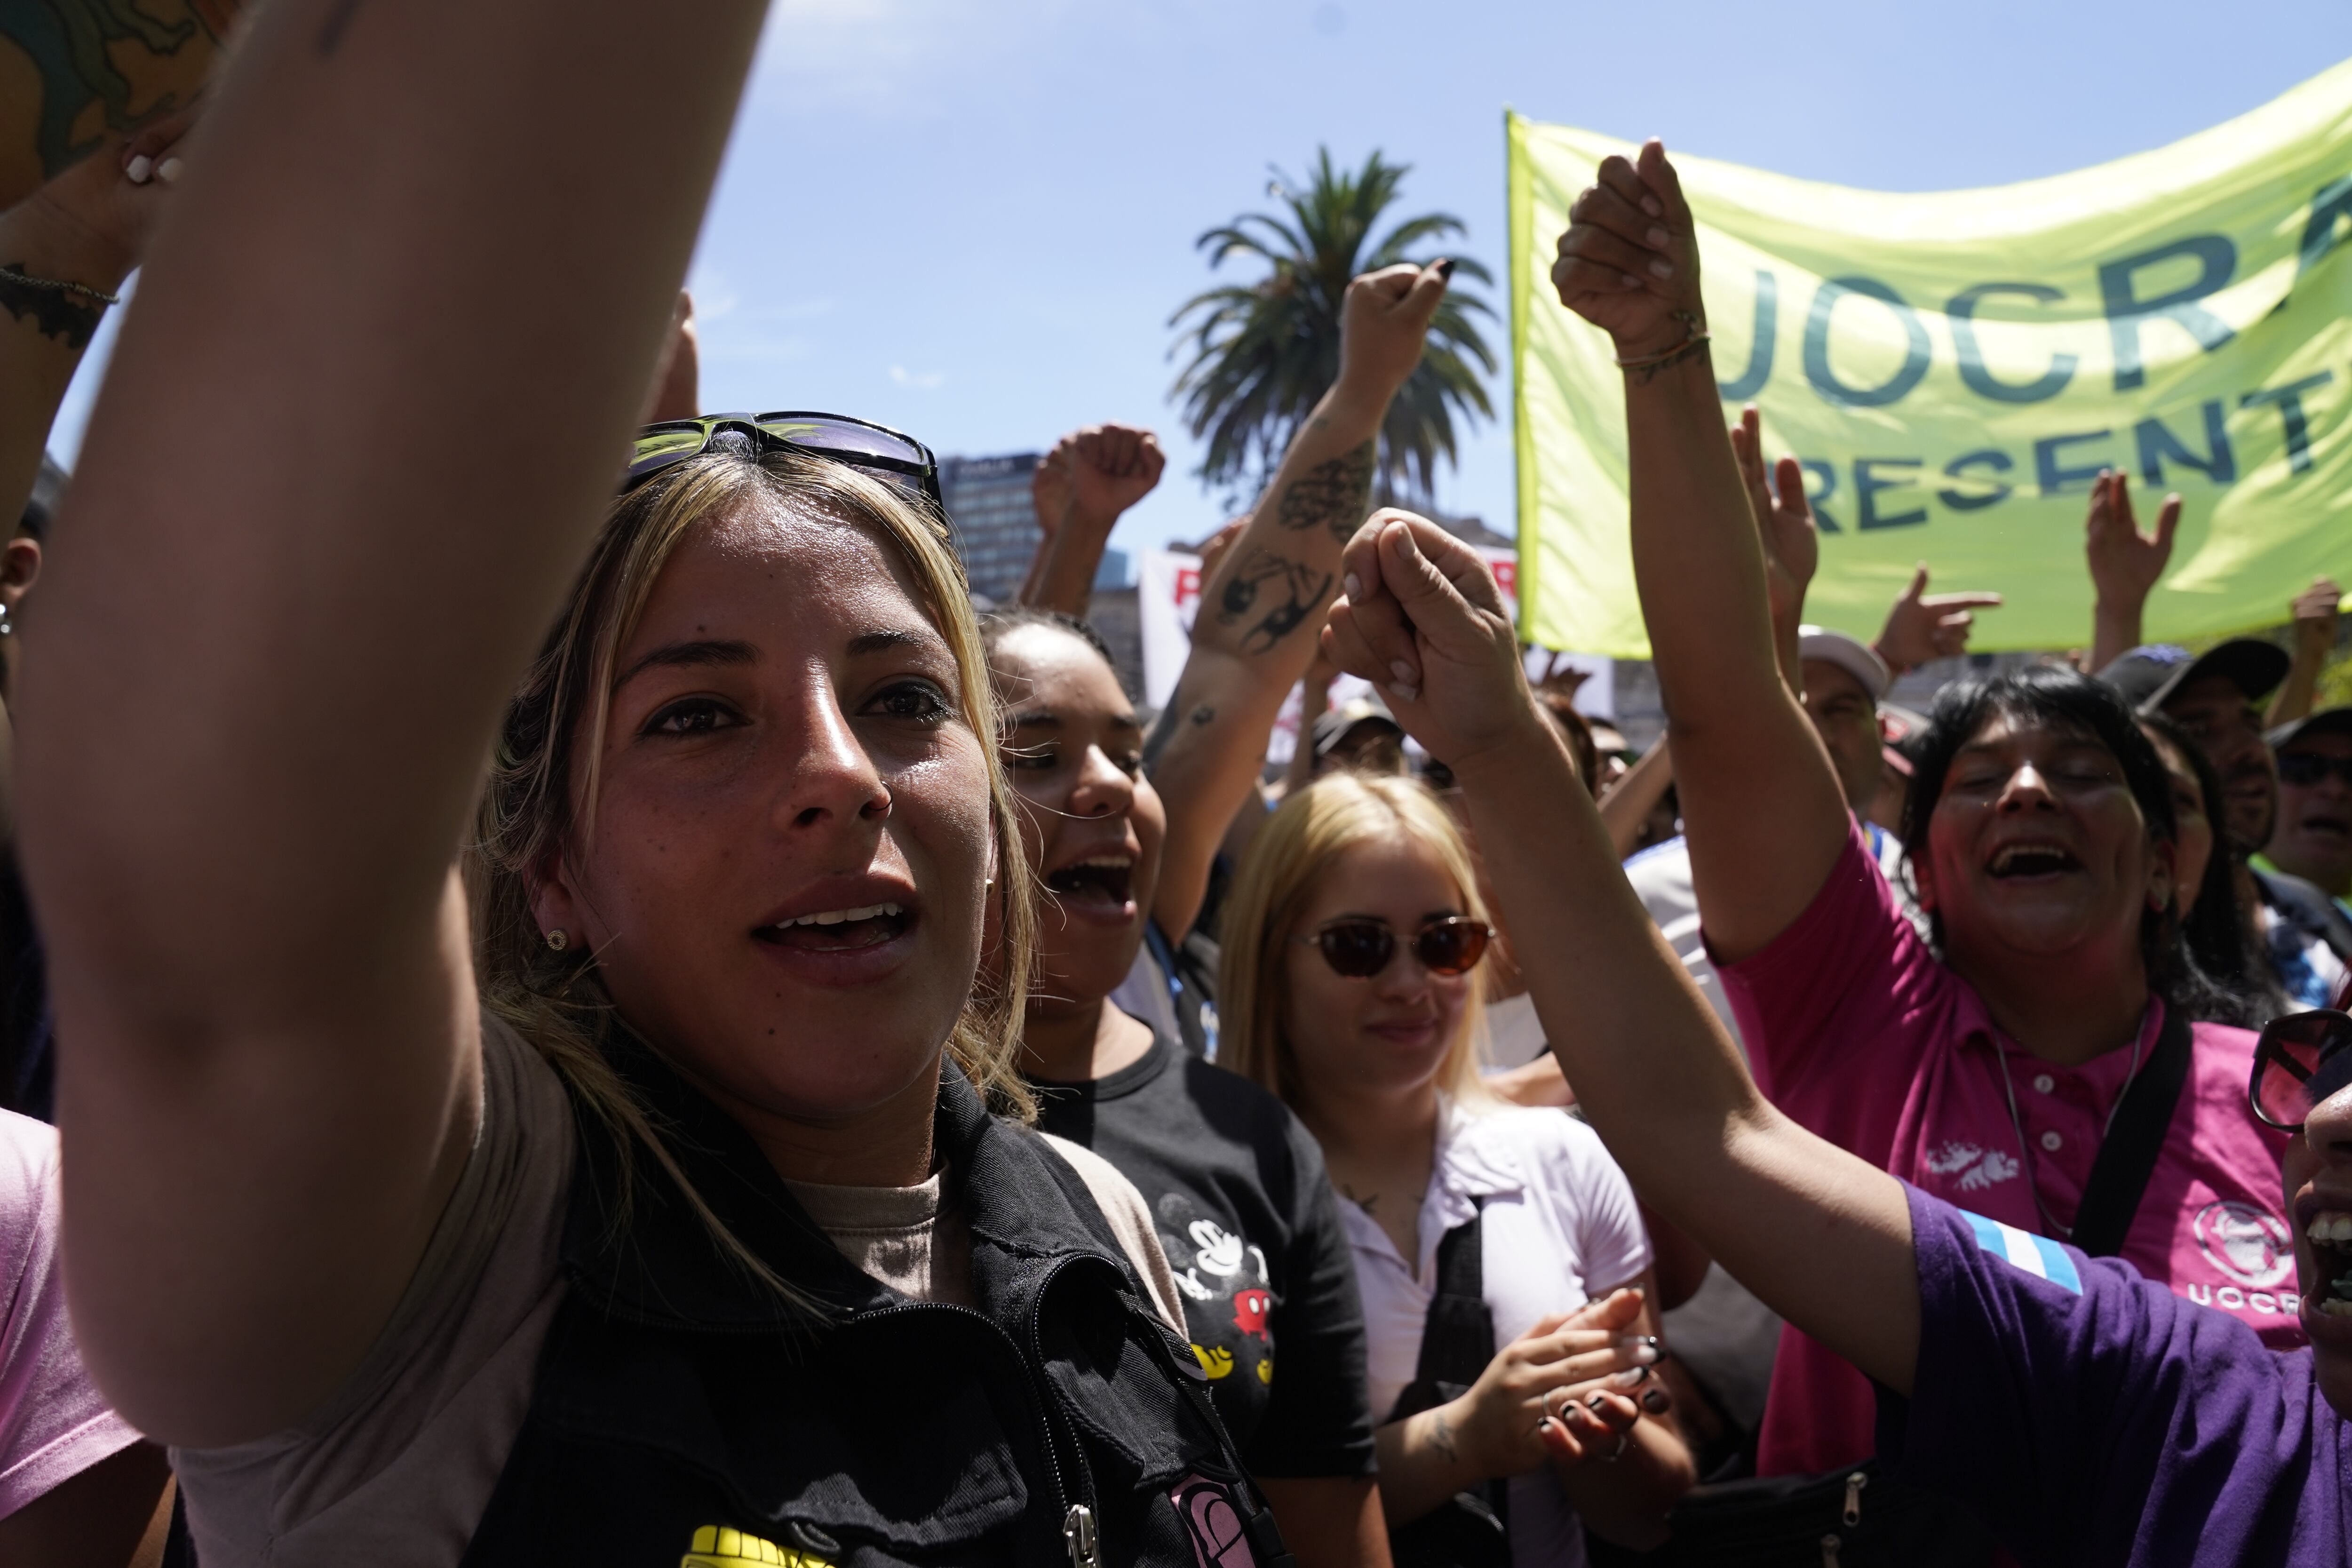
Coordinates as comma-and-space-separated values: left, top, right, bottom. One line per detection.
50, 1, 2352, 563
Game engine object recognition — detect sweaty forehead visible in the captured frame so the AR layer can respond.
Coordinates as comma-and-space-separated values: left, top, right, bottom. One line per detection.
628, 495, 943, 652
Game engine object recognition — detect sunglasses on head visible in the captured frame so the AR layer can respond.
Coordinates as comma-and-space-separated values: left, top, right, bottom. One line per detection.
625, 411, 943, 511
2278, 751, 2352, 789
1292, 915, 1492, 979
2249, 1008, 2352, 1132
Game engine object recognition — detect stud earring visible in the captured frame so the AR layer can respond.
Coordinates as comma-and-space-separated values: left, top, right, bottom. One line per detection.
545, 929, 569, 953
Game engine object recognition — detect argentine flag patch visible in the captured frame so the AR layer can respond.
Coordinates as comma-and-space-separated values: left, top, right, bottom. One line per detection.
1961, 1210, 2083, 1295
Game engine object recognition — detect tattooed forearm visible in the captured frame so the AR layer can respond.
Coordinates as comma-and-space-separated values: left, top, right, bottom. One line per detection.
5, 1, 238, 183
1274, 440, 1376, 544
0, 268, 107, 351
1430, 1411, 1459, 1463
1214, 547, 1333, 655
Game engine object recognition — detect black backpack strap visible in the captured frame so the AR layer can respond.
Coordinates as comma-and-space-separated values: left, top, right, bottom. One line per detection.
1387, 1200, 1494, 1419
2069, 1003, 2194, 1258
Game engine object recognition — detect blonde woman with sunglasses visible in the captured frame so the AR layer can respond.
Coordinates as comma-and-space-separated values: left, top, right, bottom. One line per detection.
1219, 772, 1693, 1563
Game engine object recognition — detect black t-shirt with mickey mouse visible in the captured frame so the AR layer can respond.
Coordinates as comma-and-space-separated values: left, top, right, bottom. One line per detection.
1030, 1025, 1377, 1477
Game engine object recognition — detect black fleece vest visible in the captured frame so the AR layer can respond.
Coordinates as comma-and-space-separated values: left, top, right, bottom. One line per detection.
458, 1048, 1293, 1568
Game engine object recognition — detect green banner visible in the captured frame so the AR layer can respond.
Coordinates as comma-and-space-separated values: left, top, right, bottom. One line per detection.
1509, 64, 2352, 658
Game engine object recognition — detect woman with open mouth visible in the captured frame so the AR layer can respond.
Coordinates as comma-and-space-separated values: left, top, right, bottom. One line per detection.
20, 11, 1296, 1566
1549, 139, 2300, 1506
1318, 503, 2352, 1568
983, 260, 1458, 1568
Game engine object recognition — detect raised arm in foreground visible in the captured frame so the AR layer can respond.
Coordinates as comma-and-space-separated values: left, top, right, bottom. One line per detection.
18, 0, 765, 1445
1551, 144, 1846, 963
1146, 262, 1449, 938
1324, 511, 1920, 1393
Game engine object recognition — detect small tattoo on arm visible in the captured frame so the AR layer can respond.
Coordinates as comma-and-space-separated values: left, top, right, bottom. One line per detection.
1430, 1411, 1459, 1462
1189, 704, 1215, 726
1273, 441, 1376, 544
1340, 1182, 1376, 1216
1215, 548, 1334, 654
0, 266, 105, 350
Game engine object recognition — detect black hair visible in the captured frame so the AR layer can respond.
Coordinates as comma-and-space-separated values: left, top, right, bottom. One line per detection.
1899, 665, 2247, 1025
977, 606, 1122, 688
2137, 710, 2289, 1023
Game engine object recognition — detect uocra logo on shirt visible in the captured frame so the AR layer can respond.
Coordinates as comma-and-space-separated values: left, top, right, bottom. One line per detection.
1922, 1140, 2022, 1192
2191, 1200, 2295, 1289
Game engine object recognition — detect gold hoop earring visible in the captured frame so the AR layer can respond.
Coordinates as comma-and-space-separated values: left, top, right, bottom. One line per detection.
545, 929, 569, 953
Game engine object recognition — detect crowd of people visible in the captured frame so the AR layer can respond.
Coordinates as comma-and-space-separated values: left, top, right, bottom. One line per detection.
0, 8, 2350, 1568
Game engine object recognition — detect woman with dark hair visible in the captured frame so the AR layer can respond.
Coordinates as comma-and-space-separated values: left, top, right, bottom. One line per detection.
1546, 138, 2296, 1488
978, 258, 1458, 1568
2137, 709, 2286, 1023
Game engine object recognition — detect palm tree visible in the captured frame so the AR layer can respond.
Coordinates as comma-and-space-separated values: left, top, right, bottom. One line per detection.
1169, 147, 1496, 511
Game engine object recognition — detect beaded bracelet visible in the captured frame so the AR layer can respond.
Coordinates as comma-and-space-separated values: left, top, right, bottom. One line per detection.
1614, 310, 1708, 371
0, 264, 119, 307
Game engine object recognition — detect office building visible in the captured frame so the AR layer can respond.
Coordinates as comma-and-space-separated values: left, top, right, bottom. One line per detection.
938, 452, 1041, 606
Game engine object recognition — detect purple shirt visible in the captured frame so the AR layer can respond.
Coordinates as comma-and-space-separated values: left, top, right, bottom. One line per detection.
1879, 1183, 2351, 1565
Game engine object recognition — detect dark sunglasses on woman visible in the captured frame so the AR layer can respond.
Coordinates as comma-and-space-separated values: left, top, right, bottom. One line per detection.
2249, 1008, 2352, 1132
626, 411, 944, 512
1294, 915, 1492, 979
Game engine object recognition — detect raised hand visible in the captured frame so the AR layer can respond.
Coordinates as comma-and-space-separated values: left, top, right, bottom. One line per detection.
1322, 510, 1534, 772
7, 107, 201, 292
1035, 423, 1164, 538
1874, 565, 2003, 674
1729, 406, 1814, 621
2290, 577, 2343, 658
1336, 260, 1454, 399
2084, 469, 2179, 610
1550, 140, 1703, 362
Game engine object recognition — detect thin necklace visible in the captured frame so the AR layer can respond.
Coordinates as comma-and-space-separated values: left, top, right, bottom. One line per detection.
1991, 1003, 2152, 1241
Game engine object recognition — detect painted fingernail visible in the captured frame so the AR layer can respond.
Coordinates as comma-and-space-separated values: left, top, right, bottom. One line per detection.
1388, 682, 1419, 702
1616, 1336, 1662, 1364
1391, 661, 1416, 682
1586, 1392, 1611, 1412
1606, 1365, 1653, 1390
126, 155, 153, 184
1648, 258, 1673, 279
1642, 196, 1662, 217
1642, 1388, 1672, 1413
1621, 273, 1642, 289
1344, 573, 1362, 598
1647, 226, 1669, 247
1435, 258, 1456, 279
157, 157, 183, 184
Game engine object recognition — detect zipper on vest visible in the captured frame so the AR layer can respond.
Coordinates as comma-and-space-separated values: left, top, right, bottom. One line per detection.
856, 1295, 1093, 1548
1062, 1504, 1101, 1568
1022, 1256, 1104, 1534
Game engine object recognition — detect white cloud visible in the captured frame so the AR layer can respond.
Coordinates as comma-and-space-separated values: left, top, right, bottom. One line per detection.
889, 365, 946, 390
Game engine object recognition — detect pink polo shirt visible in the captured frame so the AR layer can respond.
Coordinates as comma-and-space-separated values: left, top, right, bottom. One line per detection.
1717, 825, 2296, 1478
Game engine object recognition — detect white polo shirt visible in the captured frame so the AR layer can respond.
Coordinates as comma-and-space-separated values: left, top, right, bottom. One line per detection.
1337, 1101, 1650, 1568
